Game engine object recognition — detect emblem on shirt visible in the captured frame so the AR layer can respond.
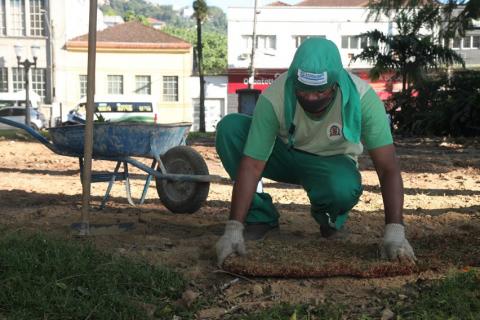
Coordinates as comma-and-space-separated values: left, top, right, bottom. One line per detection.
327, 123, 342, 141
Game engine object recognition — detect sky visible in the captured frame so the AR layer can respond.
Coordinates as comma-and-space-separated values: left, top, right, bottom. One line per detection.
150, 0, 300, 12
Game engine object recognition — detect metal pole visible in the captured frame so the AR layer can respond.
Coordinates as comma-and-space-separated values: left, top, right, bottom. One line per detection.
24, 66, 31, 126
248, 0, 258, 89
79, 0, 98, 236
43, 0, 53, 104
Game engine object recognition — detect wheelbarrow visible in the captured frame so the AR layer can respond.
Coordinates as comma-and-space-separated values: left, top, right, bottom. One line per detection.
0, 117, 221, 213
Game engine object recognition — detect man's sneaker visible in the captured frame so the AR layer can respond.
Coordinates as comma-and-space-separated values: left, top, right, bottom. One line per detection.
320, 224, 350, 239
320, 224, 338, 238
244, 223, 279, 241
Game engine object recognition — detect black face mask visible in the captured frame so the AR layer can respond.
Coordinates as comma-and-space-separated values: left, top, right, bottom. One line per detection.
296, 90, 336, 114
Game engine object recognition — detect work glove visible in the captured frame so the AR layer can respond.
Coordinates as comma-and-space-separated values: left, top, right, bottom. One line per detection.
216, 220, 246, 267
381, 223, 417, 263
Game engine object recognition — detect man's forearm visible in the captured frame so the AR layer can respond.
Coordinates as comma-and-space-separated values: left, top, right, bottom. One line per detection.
379, 168, 404, 225
229, 156, 265, 222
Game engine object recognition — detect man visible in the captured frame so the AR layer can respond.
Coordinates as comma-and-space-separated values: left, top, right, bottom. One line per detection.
215, 38, 416, 266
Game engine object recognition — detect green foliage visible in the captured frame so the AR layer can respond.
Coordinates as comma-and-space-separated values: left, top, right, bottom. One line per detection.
389, 70, 480, 136
101, 0, 227, 33
163, 26, 227, 75
396, 270, 480, 319
193, 0, 208, 22
353, 5, 464, 92
367, 0, 479, 39
0, 230, 186, 319
123, 10, 149, 25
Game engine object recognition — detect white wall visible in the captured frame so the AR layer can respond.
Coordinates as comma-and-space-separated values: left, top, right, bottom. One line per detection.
228, 6, 391, 70
190, 76, 228, 131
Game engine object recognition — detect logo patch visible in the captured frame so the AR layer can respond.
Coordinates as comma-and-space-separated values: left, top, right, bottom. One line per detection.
297, 69, 328, 86
327, 123, 342, 141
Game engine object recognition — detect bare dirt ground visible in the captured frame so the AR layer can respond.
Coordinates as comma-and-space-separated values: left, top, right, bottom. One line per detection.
0, 135, 479, 318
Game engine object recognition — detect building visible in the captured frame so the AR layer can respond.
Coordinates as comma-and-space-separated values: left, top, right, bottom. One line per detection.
147, 17, 166, 30
103, 15, 124, 28
190, 75, 228, 132
61, 21, 193, 124
0, 1, 193, 126
226, 0, 480, 112
0, 0, 106, 118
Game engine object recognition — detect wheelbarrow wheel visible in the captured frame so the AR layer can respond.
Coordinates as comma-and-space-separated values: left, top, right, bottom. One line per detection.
156, 146, 210, 213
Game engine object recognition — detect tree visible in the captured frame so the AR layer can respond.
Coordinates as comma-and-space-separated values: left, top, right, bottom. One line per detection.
123, 10, 149, 25
162, 26, 227, 75
352, 5, 465, 93
367, 0, 479, 39
193, 0, 208, 133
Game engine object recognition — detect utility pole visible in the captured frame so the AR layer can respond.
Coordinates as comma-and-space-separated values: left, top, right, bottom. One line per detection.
193, 0, 207, 132
248, 0, 259, 89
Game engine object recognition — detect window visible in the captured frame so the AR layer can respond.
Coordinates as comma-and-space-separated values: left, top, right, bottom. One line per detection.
294, 35, 326, 48
162, 76, 178, 102
79, 75, 87, 97
242, 35, 253, 50
360, 36, 369, 49
341, 35, 370, 49
32, 68, 45, 101
350, 37, 359, 49
452, 37, 461, 49
12, 67, 25, 92
0, 68, 7, 92
9, 0, 25, 36
241, 35, 277, 51
135, 75, 151, 94
0, 0, 6, 35
256, 35, 276, 50
473, 36, 480, 49
107, 75, 123, 94
29, 0, 44, 36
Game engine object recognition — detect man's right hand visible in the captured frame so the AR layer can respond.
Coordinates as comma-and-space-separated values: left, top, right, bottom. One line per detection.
216, 220, 246, 266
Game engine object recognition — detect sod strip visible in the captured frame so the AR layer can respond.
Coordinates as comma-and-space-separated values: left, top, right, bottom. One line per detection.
223, 233, 480, 278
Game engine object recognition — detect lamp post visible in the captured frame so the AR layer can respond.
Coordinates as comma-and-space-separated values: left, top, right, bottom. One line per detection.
14, 44, 40, 127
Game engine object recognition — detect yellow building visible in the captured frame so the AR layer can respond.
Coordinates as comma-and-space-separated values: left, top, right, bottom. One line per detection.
60, 21, 193, 123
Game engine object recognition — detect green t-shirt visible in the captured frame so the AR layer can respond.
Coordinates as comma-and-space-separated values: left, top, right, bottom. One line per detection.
244, 73, 393, 161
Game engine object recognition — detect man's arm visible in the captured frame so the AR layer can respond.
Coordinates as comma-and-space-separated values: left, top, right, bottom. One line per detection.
369, 144, 416, 263
230, 156, 266, 222
368, 144, 403, 224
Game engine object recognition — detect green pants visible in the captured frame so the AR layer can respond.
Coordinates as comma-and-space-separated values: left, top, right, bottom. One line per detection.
215, 113, 362, 229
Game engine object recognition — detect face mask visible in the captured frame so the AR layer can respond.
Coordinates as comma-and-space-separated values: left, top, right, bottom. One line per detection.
296, 86, 337, 114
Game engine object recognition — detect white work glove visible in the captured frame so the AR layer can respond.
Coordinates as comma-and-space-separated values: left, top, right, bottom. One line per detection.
381, 223, 417, 263
216, 220, 246, 267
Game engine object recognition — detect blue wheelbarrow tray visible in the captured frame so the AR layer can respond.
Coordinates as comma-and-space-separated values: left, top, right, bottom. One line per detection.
48, 122, 191, 158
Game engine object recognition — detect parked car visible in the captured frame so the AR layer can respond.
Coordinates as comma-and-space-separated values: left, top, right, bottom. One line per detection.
0, 106, 47, 131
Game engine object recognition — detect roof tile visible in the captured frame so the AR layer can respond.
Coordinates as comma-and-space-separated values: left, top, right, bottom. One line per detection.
67, 21, 191, 50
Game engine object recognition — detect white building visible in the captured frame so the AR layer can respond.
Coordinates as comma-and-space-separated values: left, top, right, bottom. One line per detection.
0, 0, 106, 120
190, 75, 228, 132
226, 0, 394, 113
103, 15, 124, 28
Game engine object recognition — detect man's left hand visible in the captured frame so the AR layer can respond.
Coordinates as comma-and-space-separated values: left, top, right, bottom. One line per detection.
381, 223, 416, 263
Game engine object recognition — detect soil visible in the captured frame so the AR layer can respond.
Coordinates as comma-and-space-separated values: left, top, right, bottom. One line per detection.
0, 134, 479, 318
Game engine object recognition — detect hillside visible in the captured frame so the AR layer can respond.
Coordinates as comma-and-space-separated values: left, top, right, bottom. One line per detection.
100, 0, 227, 33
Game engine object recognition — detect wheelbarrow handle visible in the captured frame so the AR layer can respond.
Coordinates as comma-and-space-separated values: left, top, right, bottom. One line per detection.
0, 117, 60, 153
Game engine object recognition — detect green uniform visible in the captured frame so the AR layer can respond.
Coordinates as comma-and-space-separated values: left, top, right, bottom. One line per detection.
216, 38, 393, 229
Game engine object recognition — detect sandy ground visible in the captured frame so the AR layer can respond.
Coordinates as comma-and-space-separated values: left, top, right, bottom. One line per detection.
0, 134, 479, 317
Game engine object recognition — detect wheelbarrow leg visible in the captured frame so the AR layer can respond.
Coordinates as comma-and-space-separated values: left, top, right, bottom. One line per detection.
100, 161, 122, 209
138, 159, 157, 205
123, 161, 135, 207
